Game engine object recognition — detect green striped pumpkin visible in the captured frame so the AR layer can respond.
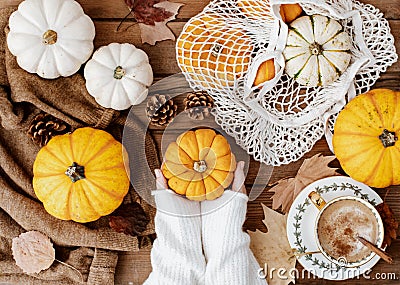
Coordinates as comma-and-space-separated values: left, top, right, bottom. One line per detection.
283, 15, 352, 87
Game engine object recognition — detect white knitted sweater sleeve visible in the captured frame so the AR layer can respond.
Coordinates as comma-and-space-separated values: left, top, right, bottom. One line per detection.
201, 190, 267, 285
143, 190, 267, 285
143, 190, 206, 285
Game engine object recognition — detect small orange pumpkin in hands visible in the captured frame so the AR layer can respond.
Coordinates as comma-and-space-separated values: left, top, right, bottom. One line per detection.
333, 89, 400, 188
33, 127, 130, 223
162, 129, 236, 201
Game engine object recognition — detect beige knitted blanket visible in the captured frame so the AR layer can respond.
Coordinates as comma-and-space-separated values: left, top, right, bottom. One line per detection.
0, 7, 159, 284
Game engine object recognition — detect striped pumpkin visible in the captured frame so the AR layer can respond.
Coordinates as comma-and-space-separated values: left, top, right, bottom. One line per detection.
33, 128, 130, 223
283, 15, 352, 87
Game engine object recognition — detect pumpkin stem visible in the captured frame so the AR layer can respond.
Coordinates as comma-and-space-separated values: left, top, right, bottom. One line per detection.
379, 129, 398, 148
310, 42, 323, 56
65, 162, 85, 183
43, 30, 57, 45
193, 160, 207, 173
211, 44, 223, 57
114, 66, 126, 80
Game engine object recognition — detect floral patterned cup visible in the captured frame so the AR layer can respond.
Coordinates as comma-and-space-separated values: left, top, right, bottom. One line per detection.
308, 191, 384, 268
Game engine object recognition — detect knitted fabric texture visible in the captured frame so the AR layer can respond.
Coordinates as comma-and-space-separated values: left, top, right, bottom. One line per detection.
144, 190, 206, 285
0, 7, 159, 285
144, 190, 266, 285
201, 191, 266, 285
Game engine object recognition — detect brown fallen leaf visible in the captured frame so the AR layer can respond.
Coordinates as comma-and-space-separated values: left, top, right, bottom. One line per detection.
269, 154, 340, 213
12, 231, 55, 274
123, 0, 184, 45
248, 204, 296, 285
376, 202, 399, 247
139, 1, 183, 45
109, 202, 150, 236
125, 0, 174, 25
12, 231, 84, 280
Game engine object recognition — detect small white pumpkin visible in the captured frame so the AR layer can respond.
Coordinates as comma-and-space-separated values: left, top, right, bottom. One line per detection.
7, 0, 95, 79
84, 43, 153, 110
283, 15, 352, 87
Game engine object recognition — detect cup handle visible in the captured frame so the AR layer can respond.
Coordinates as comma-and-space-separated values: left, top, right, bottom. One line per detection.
308, 191, 326, 211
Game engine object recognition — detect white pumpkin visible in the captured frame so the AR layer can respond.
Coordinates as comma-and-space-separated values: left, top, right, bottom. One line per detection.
7, 0, 95, 79
84, 43, 153, 110
283, 15, 352, 87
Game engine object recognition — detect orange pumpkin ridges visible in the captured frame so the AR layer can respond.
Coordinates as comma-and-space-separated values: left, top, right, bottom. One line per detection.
254, 59, 275, 86
176, 14, 254, 87
162, 128, 237, 201
32, 127, 130, 223
280, 4, 303, 23
333, 89, 400, 188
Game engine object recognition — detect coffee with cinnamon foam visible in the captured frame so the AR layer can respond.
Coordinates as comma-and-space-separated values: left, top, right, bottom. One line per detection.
317, 199, 378, 263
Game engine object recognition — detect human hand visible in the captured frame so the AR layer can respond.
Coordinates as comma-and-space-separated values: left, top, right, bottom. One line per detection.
231, 161, 246, 194
154, 162, 247, 194
154, 169, 168, 190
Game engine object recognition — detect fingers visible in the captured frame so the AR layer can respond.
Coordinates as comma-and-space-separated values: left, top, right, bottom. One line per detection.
232, 161, 246, 194
155, 169, 168, 189
155, 162, 246, 193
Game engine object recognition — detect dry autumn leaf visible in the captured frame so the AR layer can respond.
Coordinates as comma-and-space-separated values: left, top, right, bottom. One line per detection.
124, 0, 184, 45
12, 231, 55, 274
269, 154, 340, 213
248, 204, 296, 285
109, 202, 150, 236
125, 0, 174, 25
376, 202, 399, 247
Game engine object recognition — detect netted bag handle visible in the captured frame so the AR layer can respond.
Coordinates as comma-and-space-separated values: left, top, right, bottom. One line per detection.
241, 0, 375, 128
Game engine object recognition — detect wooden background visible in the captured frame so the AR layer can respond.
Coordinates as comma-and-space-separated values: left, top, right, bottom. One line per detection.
3, 0, 399, 284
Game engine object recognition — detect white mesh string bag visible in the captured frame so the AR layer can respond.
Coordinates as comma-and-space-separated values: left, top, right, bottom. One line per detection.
176, 0, 398, 166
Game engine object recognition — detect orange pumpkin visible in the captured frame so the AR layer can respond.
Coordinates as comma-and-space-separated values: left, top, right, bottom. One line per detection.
162, 129, 236, 201
333, 89, 400, 188
280, 4, 303, 23
236, 1, 303, 86
176, 14, 254, 87
33, 128, 130, 223
237, 1, 302, 23
254, 59, 276, 86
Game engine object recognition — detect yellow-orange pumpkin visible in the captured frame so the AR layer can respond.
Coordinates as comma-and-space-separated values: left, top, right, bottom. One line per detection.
280, 4, 303, 23
176, 14, 254, 87
162, 129, 236, 201
254, 59, 276, 86
236, 1, 303, 86
33, 127, 130, 223
333, 89, 400, 188
237, 1, 302, 23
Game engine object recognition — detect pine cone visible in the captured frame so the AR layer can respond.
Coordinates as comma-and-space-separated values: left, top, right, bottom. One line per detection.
183, 91, 214, 120
146, 94, 178, 127
28, 112, 71, 147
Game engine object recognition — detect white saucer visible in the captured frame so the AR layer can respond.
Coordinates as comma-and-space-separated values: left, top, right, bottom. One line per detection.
286, 176, 383, 281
